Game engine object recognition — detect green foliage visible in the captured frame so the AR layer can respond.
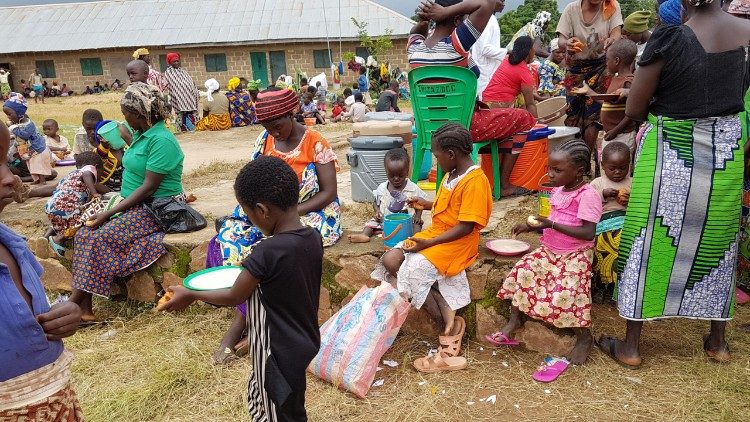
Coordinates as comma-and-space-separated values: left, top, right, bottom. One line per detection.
499, 0, 561, 46
351, 18, 394, 61
620, 0, 658, 27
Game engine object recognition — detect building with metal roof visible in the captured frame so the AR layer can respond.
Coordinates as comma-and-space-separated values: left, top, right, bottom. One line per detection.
0, 0, 413, 93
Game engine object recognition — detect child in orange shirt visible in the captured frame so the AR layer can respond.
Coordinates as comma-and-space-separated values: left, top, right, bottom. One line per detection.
371, 123, 492, 373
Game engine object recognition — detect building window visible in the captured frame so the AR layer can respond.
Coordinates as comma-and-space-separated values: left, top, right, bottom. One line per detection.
159, 54, 169, 72
204, 53, 227, 72
356, 47, 369, 59
80, 58, 103, 76
35, 60, 56, 78
313, 49, 332, 68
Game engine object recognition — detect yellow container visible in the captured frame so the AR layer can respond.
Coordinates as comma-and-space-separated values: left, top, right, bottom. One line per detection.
538, 182, 555, 218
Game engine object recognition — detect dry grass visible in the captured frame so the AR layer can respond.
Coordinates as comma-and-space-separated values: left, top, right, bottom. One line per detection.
25, 93, 123, 142
65, 299, 750, 422
182, 160, 246, 191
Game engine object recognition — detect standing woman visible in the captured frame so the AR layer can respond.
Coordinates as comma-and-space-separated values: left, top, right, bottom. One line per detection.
556, 0, 624, 151
70, 82, 186, 321
598, 1, 750, 366
163, 52, 199, 132
505, 11, 553, 58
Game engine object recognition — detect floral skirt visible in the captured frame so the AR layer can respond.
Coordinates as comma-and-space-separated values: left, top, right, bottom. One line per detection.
498, 246, 593, 328
195, 113, 232, 131
72, 204, 166, 297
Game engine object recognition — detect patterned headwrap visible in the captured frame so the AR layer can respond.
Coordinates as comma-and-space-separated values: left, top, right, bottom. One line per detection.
728, 0, 750, 15
659, 0, 683, 25
204, 78, 219, 102
531, 11, 552, 38
121, 82, 170, 126
132, 48, 149, 59
550, 38, 560, 52
603, 0, 620, 20
246, 79, 261, 92
166, 52, 180, 65
227, 77, 241, 91
3, 93, 27, 116
255, 88, 299, 122
623, 11, 651, 32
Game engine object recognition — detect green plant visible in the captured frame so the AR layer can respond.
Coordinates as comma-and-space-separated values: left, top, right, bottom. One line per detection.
343, 51, 356, 62
351, 18, 393, 61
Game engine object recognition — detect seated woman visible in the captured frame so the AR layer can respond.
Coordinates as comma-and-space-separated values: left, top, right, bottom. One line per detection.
409, 0, 537, 198
69, 82, 186, 321
196, 79, 231, 131
226, 77, 258, 127
207, 87, 342, 363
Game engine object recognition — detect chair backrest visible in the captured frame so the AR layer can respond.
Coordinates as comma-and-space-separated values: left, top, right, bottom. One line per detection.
408, 66, 477, 150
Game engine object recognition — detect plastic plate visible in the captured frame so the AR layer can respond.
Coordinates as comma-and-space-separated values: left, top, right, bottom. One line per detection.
485, 239, 531, 256
183, 266, 243, 291
56, 159, 76, 166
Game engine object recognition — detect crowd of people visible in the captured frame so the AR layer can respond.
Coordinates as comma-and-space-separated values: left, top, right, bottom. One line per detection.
2, 0, 750, 420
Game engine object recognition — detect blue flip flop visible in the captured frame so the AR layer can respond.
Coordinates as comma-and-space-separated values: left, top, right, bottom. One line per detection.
48, 236, 67, 258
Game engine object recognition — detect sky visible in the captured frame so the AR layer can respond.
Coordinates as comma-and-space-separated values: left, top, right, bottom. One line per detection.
1, 0, 574, 17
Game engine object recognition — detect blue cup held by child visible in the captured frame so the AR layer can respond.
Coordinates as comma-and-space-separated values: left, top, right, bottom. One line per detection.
382, 213, 413, 249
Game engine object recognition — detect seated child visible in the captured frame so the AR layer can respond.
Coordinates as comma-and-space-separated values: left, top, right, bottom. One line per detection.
491, 140, 602, 375
43, 118, 73, 162
73, 109, 103, 155
590, 141, 631, 302
371, 123, 493, 373
335, 93, 368, 123
6, 135, 56, 188
45, 151, 109, 256
314, 81, 327, 112
84, 86, 94, 95
331, 97, 346, 120
3, 94, 52, 185
299, 93, 326, 124
342, 87, 354, 108
349, 148, 426, 243
160, 155, 323, 421
375, 80, 402, 112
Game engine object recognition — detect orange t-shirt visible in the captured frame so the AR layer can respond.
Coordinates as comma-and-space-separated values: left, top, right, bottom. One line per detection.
260, 129, 339, 181
415, 167, 493, 276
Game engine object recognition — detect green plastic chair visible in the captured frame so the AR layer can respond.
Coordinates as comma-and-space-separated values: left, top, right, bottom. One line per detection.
408, 66, 502, 200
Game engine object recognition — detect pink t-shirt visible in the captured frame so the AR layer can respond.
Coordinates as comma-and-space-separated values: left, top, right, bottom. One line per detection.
541, 184, 603, 254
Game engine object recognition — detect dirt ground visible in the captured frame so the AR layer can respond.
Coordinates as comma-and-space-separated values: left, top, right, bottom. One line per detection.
8, 95, 750, 421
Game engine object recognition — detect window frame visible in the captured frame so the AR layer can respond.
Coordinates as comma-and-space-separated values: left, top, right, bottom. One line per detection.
80, 58, 103, 76
313, 49, 332, 69
204, 53, 228, 72
35, 60, 56, 78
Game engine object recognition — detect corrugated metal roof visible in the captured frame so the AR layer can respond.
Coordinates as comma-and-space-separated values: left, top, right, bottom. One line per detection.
0, 0, 413, 54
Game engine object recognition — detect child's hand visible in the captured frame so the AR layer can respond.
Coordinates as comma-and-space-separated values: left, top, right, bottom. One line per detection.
603, 131, 621, 142
570, 82, 592, 96
402, 236, 432, 253
614, 88, 630, 101
407, 197, 430, 211
532, 216, 553, 230
413, 216, 423, 227
602, 188, 619, 199
36, 301, 82, 341
157, 286, 195, 312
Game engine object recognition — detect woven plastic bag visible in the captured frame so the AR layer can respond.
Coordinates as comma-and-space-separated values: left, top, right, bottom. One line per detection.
308, 282, 410, 398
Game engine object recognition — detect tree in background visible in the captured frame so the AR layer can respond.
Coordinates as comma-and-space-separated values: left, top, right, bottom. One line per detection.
498, 0, 561, 46
619, 0, 658, 26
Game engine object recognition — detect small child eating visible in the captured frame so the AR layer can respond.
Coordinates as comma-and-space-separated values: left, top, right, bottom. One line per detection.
43, 118, 73, 162
299, 93, 326, 124
3, 93, 52, 185
331, 96, 346, 120
590, 141, 632, 302
349, 148, 426, 243
160, 155, 322, 421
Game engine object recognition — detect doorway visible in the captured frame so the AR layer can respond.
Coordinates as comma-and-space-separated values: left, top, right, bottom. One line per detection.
269, 51, 287, 84
250, 52, 270, 88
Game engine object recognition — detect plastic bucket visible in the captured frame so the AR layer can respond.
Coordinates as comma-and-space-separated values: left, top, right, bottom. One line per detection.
304, 117, 316, 126
382, 213, 413, 249
97, 121, 127, 150
538, 177, 555, 217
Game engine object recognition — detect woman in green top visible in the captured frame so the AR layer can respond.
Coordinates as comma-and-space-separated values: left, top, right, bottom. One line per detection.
70, 82, 185, 321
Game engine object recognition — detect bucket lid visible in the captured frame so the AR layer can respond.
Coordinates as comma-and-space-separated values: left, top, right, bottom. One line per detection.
350, 136, 404, 150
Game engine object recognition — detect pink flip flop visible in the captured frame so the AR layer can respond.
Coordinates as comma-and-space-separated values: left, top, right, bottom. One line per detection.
485, 331, 520, 347
532, 357, 570, 383
737, 288, 750, 305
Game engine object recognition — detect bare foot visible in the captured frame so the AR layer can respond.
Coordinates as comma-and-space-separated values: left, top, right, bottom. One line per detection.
348, 233, 372, 243
568, 333, 593, 365
80, 312, 97, 323
597, 336, 642, 368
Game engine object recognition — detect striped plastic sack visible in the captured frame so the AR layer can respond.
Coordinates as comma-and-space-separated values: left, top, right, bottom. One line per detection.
308, 282, 410, 398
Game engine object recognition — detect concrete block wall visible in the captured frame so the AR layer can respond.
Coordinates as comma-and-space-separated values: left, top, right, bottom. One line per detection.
0, 38, 409, 94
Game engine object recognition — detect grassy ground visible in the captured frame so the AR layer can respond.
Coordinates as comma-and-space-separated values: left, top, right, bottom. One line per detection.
14, 95, 750, 421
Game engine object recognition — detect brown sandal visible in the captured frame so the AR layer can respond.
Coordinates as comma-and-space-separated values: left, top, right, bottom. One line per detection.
438, 316, 466, 358
413, 352, 468, 373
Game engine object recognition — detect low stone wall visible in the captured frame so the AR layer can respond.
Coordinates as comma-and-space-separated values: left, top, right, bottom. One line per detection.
31, 227, 575, 356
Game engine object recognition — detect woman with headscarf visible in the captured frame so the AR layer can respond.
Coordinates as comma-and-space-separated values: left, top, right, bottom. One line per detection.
622, 11, 652, 66
226, 77, 258, 127
557, 0, 624, 151
598, 0, 750, 366
69, 82, 187, 321
506, 11, 553, 58
132, 47, 167, 92
195, 78, 231, 131
206, 87, 341, 363
658, 0, 685, 25
163, 52, 199, 132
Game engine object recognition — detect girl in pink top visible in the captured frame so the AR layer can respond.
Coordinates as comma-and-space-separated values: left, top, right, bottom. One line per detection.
490, 140, 602, 369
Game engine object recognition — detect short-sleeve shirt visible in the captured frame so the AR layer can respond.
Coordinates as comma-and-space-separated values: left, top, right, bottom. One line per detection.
72, 127, 95, 155
407, 19, 482, 76
373, 180, 427, 217
589, 175, 632, 213
542, 184, 603, 254
241, 227, 322, 392
639, 25, 750, 119
375, 90, 400, 112
483, 56, 537, 103
120, 120, 184, 199
259, 129, 338, 182
556, 0, 624, 43
45, 134, 70, 151
300, 102, 317, 114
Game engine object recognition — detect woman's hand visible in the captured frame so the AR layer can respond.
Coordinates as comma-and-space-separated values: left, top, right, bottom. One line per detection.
570, 82, 593, 96
85, 212, 110, 229
402, 236, 433, 253
603, 36, 618, 51
157, 286, 195, 312
417, 0, 449, 22
512, 223, 532, 236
